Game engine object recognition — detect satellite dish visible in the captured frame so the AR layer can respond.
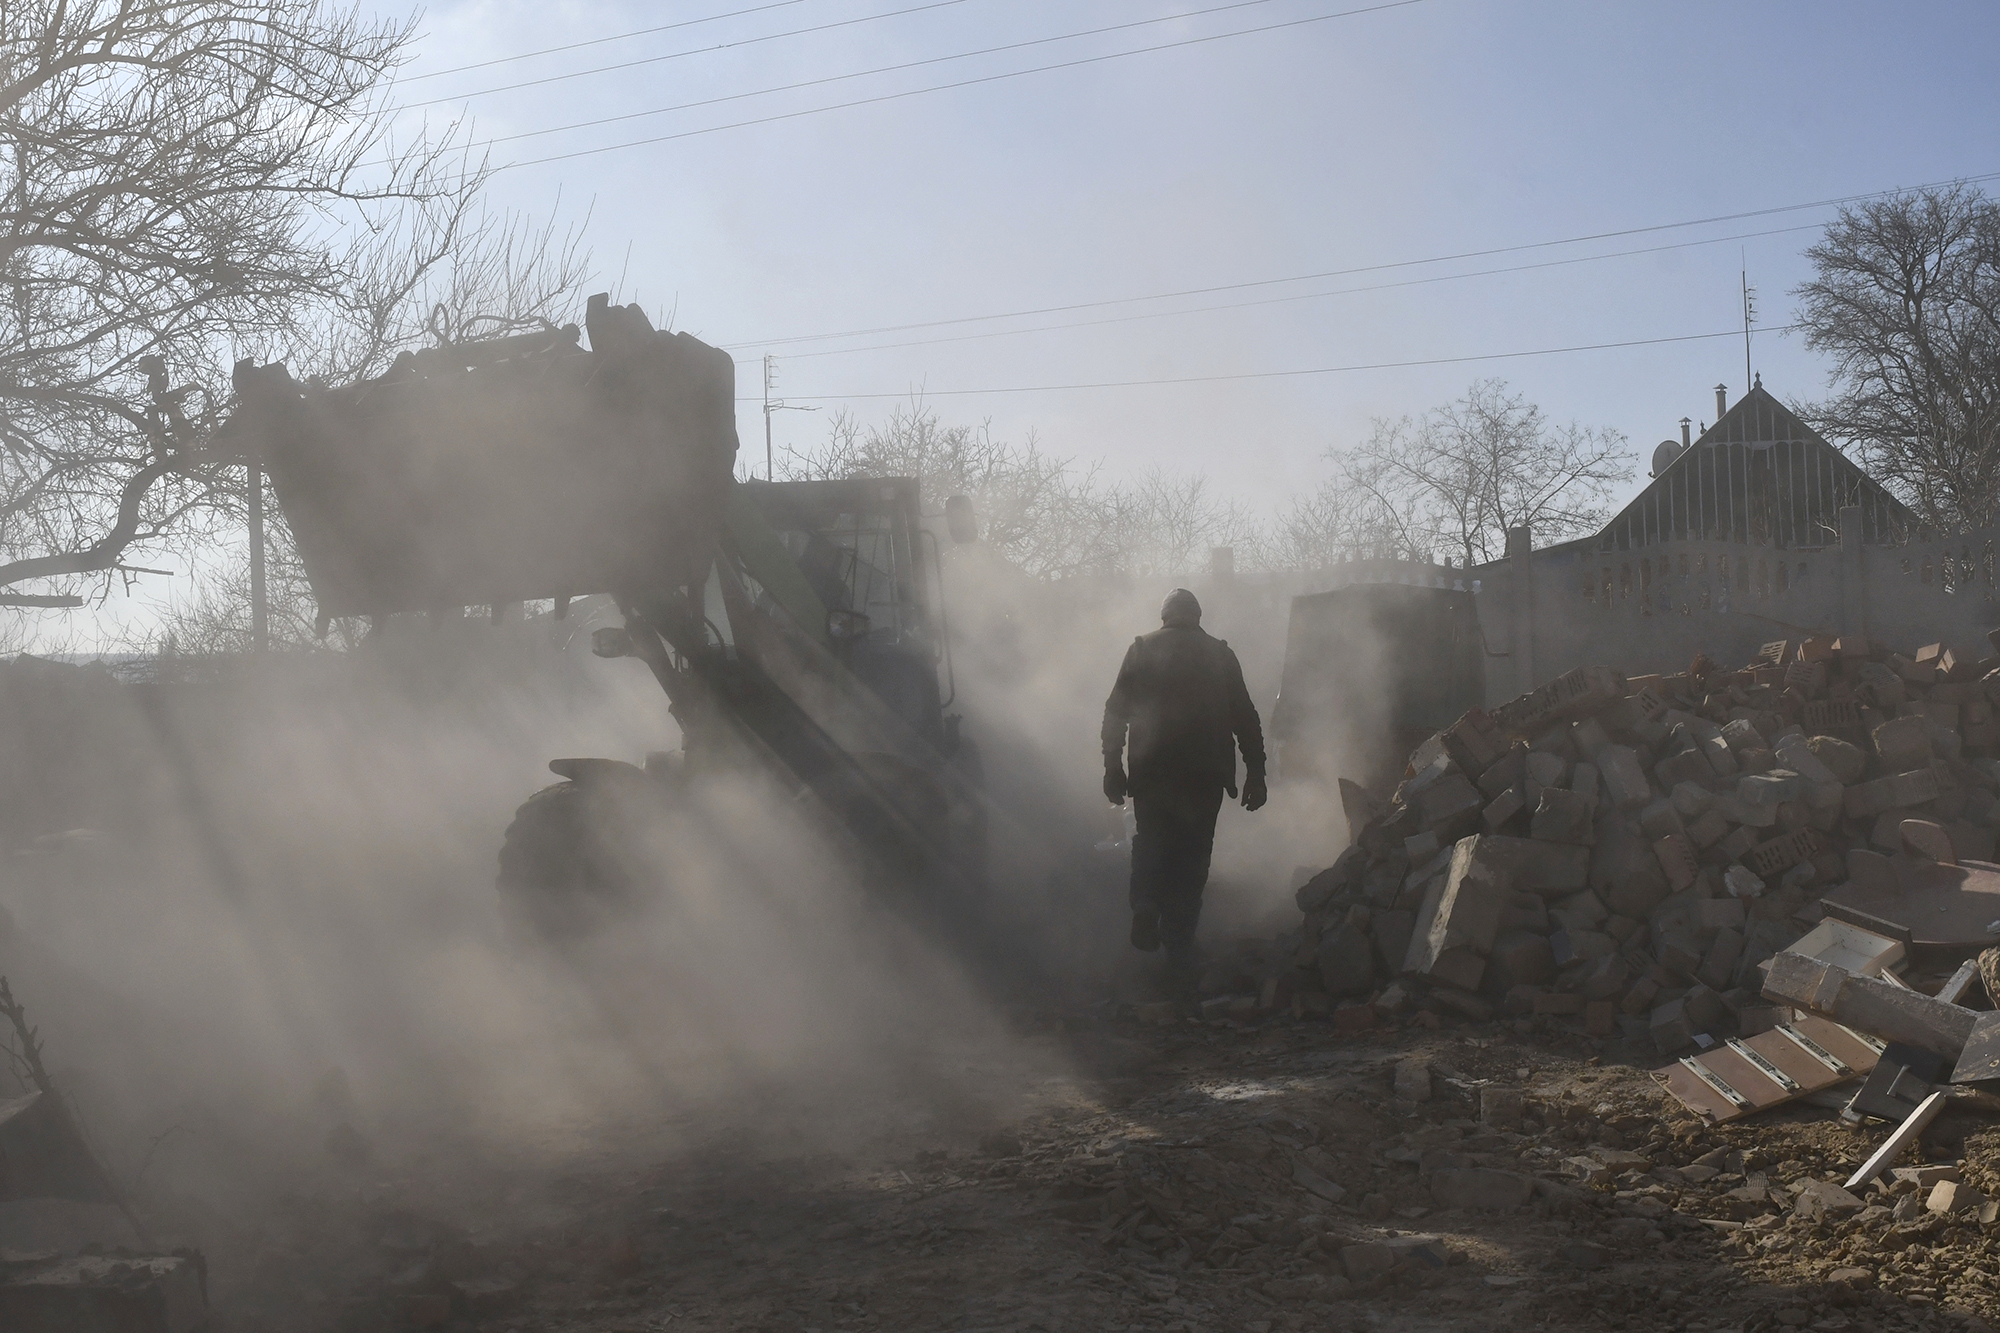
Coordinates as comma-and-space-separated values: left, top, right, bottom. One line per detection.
1651, 439, 1686, 477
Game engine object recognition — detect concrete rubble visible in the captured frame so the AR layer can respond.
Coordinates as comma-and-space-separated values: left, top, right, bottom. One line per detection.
1282, 634, 2000, 1066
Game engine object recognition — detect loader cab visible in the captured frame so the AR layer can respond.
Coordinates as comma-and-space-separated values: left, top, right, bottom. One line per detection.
732, 477, 954, 748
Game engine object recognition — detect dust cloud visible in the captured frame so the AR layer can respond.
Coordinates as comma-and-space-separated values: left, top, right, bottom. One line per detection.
0, 614, 1029, 1239
938, 545, 1379, 963
0, 538, 1403, 1286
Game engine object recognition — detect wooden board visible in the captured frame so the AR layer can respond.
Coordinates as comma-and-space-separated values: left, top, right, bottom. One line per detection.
1655, 1014, 1884, 1123
1820, 859, 2000, 964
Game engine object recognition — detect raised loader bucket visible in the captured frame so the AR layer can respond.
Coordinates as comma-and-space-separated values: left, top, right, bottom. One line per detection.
220, 296, 739, 618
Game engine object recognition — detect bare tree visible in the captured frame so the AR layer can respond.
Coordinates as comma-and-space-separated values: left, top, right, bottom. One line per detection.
0, 1, 585, 613
787, 401, 1255, 580
1319, 380, 1633, 567
1794, 184, 2000, 529
788, 401, 1096, 577
1088, 470, 1258, 579
1255, 474, 1423, 571
141, 512, 364, 655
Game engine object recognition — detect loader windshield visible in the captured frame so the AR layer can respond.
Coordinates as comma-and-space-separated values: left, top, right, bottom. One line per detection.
738, 479, 936, 656
728, 477, 948, 746
779, 521, 909, 640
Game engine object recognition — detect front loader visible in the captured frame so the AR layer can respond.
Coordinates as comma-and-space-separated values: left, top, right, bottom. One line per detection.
222, 295, 984, 932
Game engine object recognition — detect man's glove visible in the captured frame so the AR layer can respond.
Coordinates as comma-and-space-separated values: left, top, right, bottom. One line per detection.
1103, 763, 1128, 806
1241, 772, 1268, 811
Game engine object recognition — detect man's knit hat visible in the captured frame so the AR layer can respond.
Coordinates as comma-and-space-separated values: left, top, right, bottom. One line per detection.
1160, 588, 1202, 627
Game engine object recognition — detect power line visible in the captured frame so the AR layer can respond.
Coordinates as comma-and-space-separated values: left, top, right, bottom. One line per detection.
768, 223, 1827, 360
488, 0, 1428, 172
454, 0, 1293, 141
727, 168, 2000, 349
729, 326, 1806, 401
406, 0, 981, 109
397, 0, 815, 83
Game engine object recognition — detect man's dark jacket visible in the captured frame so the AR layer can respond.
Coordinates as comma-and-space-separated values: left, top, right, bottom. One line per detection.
1101, 625, 1266, 795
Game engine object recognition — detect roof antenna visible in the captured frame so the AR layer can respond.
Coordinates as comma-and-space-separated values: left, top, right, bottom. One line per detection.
1741, 251, 1756, 396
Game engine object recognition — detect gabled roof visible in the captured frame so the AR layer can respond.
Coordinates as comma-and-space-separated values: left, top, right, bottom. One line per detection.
1590, 383, 1914, 552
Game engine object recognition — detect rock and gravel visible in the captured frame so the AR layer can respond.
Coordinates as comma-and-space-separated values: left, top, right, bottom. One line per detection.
210, 1003, 2000, 1332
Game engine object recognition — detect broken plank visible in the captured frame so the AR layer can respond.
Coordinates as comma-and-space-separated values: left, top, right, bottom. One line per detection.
1762, 952, 1980, 1062
1938, 957, 1983, 1007
1846, 1090, 1951, 1191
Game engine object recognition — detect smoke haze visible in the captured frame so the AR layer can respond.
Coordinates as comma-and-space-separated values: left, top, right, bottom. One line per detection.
0, 533, 1399, 1324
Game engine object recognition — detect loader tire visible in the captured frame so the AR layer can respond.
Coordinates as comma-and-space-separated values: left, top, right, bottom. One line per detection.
497, 779, 656, 939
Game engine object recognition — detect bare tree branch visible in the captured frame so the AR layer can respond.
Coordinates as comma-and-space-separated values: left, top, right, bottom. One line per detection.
1300, 380, 1633, 567
782, 399, 1254, 580
1793, 184, 2000, 528
0, 1, 588, 611
0, 455, 181, 585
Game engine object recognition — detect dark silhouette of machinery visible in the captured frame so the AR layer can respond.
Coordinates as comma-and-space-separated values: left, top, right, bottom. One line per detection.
223, 295, 982, 932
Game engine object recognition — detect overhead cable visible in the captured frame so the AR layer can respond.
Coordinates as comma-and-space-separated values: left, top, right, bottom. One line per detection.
406, 0, 981, 108
397, 0, 814, 82
488, 0, 1429, 171
728, 168, 2000, 349
767, 224, 1827, 360
729, 326, 1804, 400
455, 0, 1298, 137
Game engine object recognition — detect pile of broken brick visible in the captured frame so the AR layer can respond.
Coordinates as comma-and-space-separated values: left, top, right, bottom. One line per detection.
1284, 634, 2000, 1055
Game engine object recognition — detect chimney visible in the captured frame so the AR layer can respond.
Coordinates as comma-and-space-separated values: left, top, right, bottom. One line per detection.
1715, 384, 1728, 420
1680, 417, 1692, 448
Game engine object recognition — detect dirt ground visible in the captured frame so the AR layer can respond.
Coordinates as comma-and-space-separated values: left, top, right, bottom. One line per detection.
181, 973, 2000, 1333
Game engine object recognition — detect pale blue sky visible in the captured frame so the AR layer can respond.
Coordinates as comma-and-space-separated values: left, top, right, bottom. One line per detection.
397, 0, 1999, 516
40, 0, 1999, 648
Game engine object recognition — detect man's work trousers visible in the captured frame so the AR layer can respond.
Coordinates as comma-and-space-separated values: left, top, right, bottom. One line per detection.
1129, 782, 1225, 970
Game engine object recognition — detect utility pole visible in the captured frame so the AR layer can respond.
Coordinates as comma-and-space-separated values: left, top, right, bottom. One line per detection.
1741, 256, 1756, 396
247, 455, 267, 652
761, 353, 815, 481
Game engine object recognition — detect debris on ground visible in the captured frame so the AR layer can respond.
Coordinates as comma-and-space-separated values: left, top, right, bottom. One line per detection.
41, 638, 2000, 1330
0, 1249, 208, 1333
0, 976, 205, 1332
1280, 635, 2000, 1083
1058, 628, 2000, 1328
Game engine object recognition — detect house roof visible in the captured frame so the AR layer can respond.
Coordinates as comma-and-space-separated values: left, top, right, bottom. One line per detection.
1586, 383, 1914, 552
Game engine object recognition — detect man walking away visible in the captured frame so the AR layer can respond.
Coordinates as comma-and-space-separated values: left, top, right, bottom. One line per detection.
1100, 588, 1266, 997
